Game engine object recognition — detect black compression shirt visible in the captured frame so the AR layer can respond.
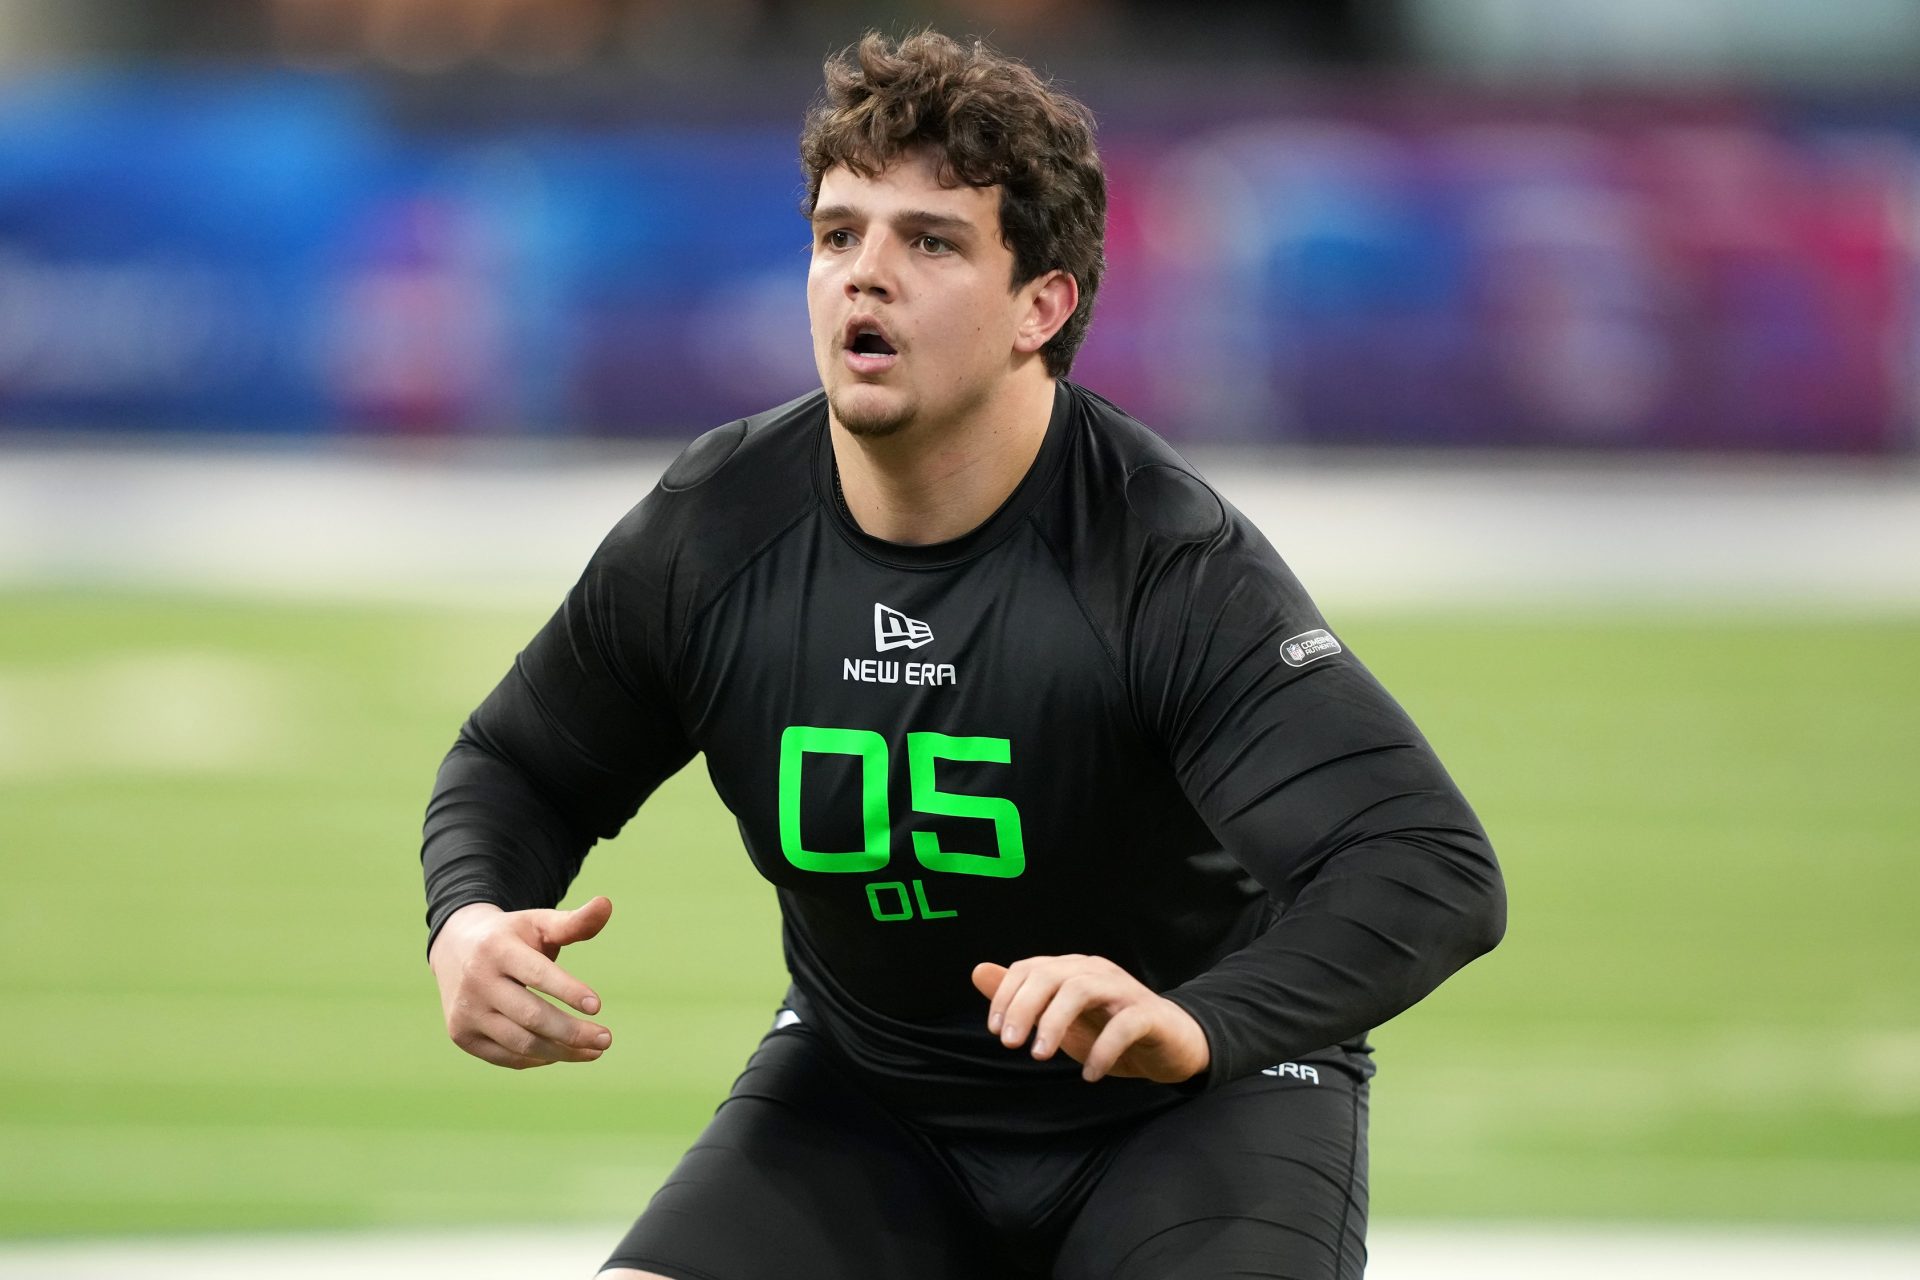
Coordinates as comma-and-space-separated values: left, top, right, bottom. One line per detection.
422, 380, 1505, 1136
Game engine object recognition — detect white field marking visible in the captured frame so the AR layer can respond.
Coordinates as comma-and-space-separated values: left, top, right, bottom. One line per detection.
1851, 1029, 1920, 1111
0, 650, 295, 779
1, 1225, 1919, 1279
1369, 1225, 1920, 1278
2, 444, 1919, 609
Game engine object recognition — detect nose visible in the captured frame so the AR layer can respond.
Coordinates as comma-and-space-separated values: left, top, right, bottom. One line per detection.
845, 232, 894, 300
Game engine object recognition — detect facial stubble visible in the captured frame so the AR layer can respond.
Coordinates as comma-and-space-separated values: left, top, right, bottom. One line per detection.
827, 384, 914, 440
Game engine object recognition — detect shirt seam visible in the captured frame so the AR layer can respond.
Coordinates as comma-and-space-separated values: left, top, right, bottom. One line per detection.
1026, 514, 1154, 750
669, 501, 822, 692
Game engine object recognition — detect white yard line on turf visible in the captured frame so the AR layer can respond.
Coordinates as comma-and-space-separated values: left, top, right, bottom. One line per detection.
2, 1225, 1918, 1279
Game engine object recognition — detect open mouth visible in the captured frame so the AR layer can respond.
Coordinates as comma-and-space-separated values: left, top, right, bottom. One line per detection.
843, 317, 898, 360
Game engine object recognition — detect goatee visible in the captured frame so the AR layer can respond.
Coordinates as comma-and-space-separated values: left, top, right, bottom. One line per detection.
829, 387, 912, 439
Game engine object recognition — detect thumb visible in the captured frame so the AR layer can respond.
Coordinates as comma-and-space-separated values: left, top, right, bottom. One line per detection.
539, 895, 613, 952
971, 961, 1008, 1001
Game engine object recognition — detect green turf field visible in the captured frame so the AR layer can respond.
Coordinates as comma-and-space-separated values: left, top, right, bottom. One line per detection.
1, 591, 1915, 1237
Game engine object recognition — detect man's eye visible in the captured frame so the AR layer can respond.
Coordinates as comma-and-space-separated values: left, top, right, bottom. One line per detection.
823, 229, 854, 249
918, 236, 952, 254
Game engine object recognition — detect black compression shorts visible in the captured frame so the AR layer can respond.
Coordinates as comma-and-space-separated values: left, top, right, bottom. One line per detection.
601, 1019, 1370, 1280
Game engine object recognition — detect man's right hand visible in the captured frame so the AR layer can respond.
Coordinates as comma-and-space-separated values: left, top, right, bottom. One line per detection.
428, 896, 614, 1069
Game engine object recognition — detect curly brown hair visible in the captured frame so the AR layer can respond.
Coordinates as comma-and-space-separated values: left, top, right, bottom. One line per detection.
799, 30, 1107, 377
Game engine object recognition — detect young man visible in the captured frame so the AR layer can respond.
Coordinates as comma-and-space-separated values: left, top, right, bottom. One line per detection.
422, 30, 1504, 1280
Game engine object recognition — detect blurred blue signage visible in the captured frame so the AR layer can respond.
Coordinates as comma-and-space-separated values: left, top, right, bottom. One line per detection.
0, 69, 1912, 451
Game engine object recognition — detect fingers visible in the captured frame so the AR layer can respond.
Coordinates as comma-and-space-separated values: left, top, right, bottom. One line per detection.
1030, 967, 1129, 1063
974, 954, 1209, 1085
448, 975, 609, 1068
984, 957, 1040, 1043
537, 895, 613, 953
1080, 1004, 1155, 1082
492, 948, 611, 1053
986, 954, 1107, 1057
459, 1035, 550, 1071
497, 978, 612, 1054
506, 945, 603, 1017
475, 1008, 606, 1066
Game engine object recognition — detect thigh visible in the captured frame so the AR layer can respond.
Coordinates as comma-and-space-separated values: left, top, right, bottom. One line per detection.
601, 1026, 998, 1280
1054, 1063, 1369, 1280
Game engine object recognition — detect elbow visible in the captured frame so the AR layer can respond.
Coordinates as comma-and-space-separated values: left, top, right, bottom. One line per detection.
1464, 855, 1507, 960
1473, 876, 1507, 958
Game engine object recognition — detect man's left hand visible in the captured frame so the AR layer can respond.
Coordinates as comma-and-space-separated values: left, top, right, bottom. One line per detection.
971, 955, 1211, 1084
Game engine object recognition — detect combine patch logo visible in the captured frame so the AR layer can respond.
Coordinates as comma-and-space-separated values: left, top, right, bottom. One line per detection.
1279, 628, 1342, 667
874, 603, 934, 652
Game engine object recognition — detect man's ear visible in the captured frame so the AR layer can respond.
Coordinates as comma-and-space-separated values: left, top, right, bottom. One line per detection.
1013, 270, 1079, 356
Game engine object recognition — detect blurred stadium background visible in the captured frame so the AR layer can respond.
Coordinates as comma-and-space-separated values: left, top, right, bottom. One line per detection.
1, 0, 1916, 1276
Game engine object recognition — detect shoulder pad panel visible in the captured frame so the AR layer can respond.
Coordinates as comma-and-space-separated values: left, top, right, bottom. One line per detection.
661, 420, 748, 492
1124, 463, 1225, 543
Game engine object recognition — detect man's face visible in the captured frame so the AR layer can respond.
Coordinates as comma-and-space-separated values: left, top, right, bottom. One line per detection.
807, 148, 1039, 439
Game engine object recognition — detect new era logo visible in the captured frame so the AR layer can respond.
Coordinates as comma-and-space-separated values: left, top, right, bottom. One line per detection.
1260, 1062, 1321, 1084
874, 603, 934, 652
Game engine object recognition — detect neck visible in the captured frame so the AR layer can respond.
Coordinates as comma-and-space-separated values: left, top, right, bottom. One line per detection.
831, 370, 1058, 546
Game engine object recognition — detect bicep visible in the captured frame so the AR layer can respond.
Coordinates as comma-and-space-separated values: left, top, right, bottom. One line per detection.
464, 564, 695, 843
1174, 657, 1478, 897
1132, 529, 1455, 892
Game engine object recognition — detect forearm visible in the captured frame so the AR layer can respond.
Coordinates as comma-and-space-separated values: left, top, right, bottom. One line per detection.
421, 734, 595, 955
1166, 827, 1505, 1084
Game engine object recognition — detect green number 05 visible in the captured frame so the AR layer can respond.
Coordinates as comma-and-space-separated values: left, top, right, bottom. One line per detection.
777, 726, 1026, 879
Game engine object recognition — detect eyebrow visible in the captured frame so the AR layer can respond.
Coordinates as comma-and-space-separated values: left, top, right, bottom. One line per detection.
810, 204, 979, 240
